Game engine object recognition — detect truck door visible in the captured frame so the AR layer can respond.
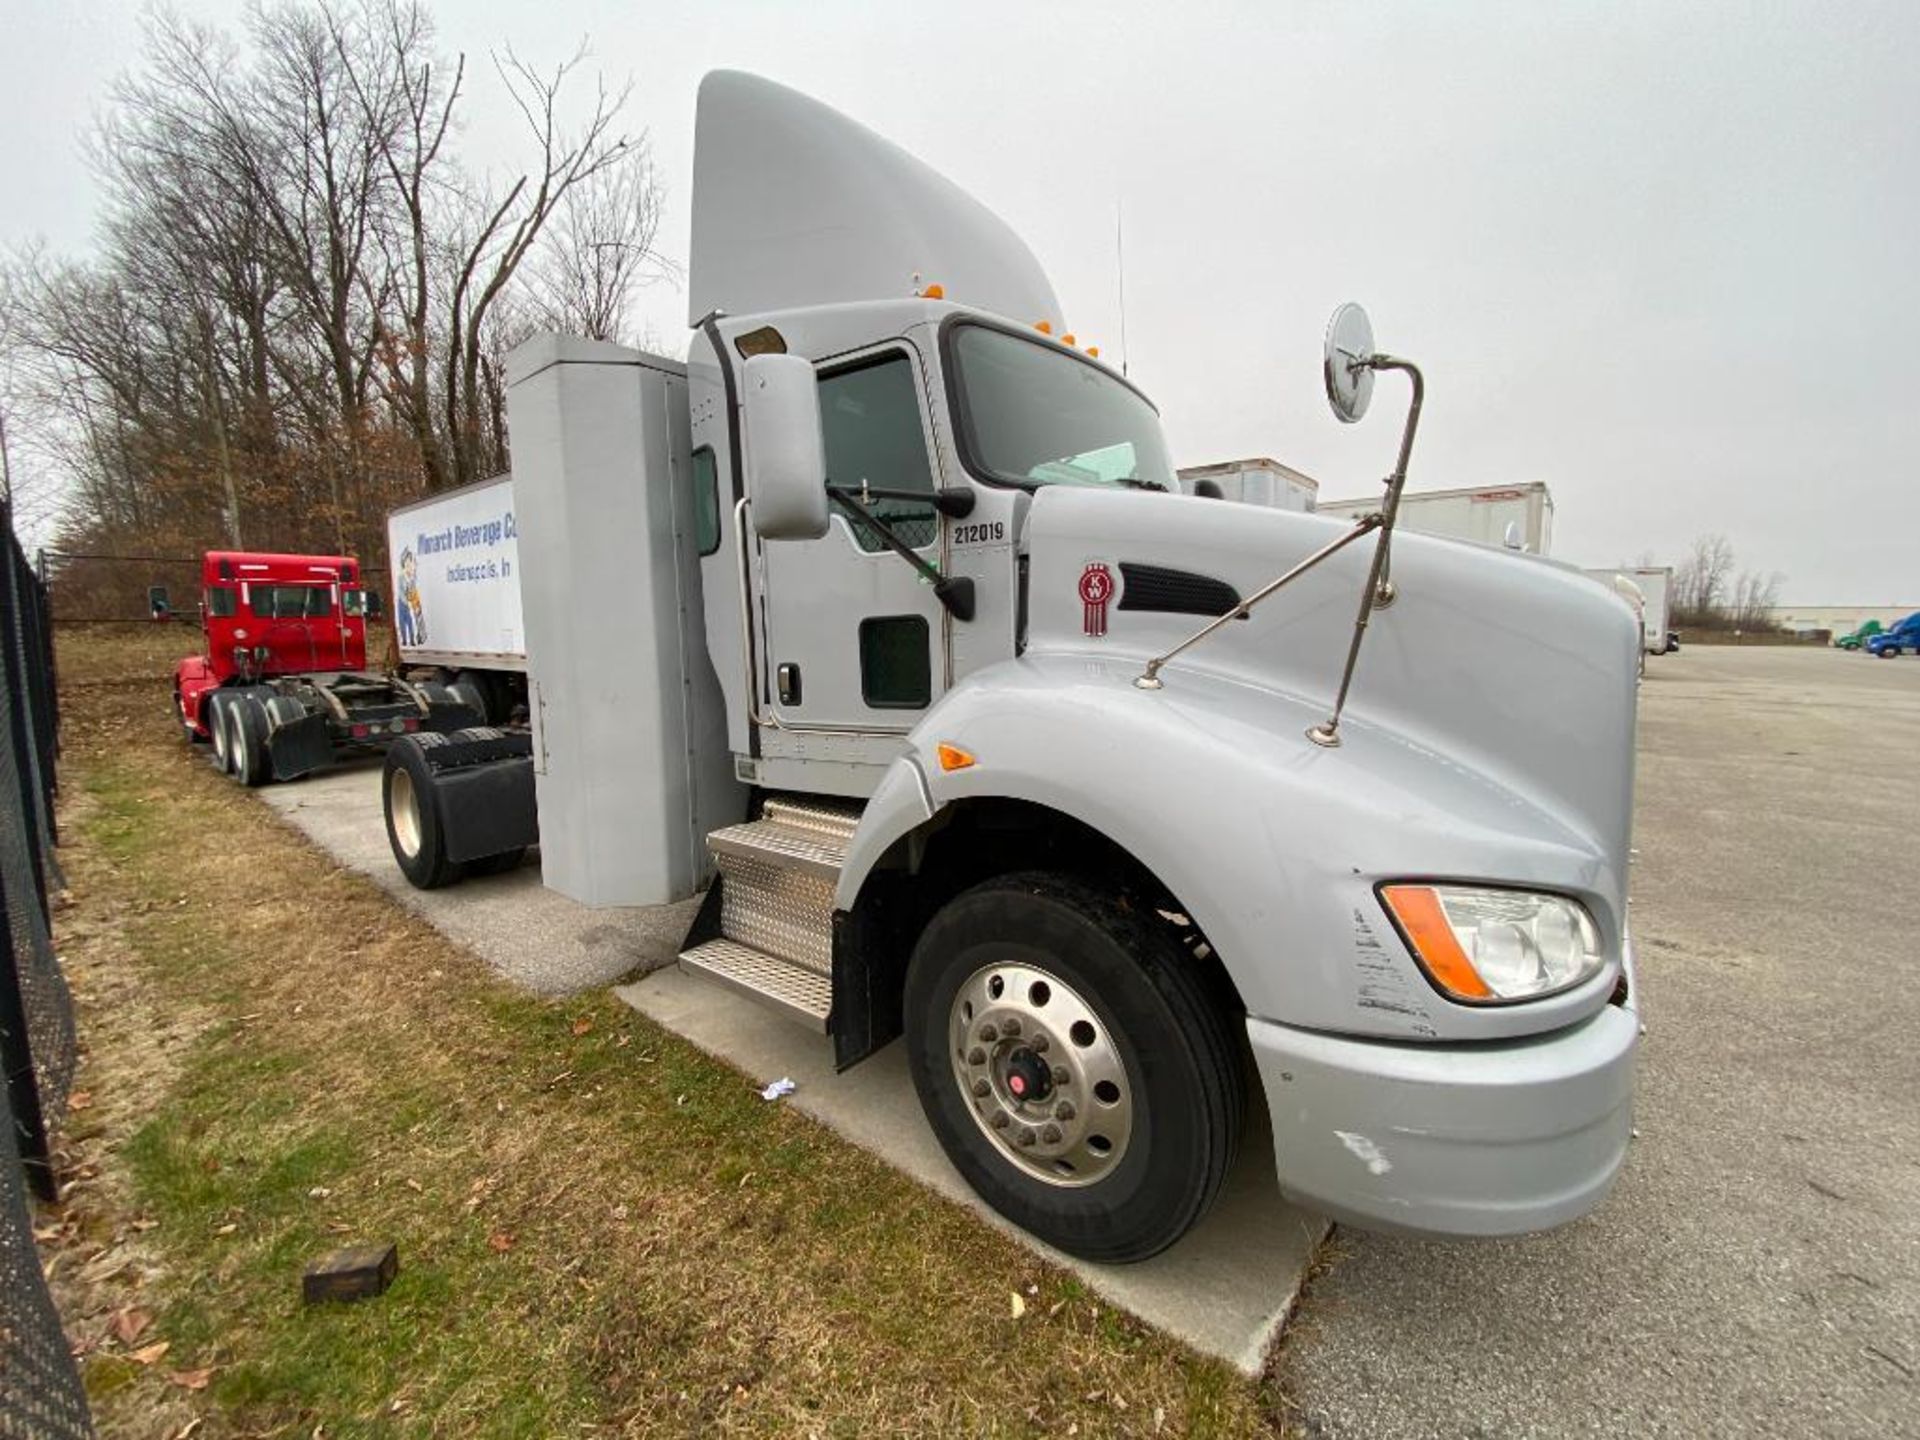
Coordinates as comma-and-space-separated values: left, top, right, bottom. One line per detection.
756, 344, 948, 733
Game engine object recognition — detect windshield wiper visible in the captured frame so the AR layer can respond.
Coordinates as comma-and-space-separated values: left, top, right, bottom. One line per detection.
1115, 476, 1168, 492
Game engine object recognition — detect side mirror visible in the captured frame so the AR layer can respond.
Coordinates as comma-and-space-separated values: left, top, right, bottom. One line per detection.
365, 590, 386, 620
148, 585, 171, 619
741, 353, 829, 541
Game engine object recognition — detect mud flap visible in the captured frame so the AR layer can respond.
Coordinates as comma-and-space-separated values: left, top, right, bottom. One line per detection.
267, 712, 335, 781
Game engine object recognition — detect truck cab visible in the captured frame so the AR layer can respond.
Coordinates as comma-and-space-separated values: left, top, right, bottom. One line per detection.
173, 549, 470, 786
1866, 613, 1920, 657
173, 551, 367, 738
394, 71, 1642, 1263
1836, 619, 1882, 650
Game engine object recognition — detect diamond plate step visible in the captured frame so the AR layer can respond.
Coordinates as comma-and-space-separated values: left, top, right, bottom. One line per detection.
678, 938, 831, 1031
706, 813, 856, 878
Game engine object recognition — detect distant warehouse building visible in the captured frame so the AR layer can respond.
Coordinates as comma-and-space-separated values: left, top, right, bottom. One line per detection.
1765, 605, 1919, 637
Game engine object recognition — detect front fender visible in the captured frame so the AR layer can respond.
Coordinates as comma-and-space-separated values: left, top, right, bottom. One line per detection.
839, 654, 1624, 1045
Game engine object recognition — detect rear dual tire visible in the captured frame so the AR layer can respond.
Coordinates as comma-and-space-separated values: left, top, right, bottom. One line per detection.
384, 733, 464, 889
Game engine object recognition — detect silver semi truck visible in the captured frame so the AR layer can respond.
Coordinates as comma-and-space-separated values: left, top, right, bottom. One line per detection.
382, 71, 1642, 1263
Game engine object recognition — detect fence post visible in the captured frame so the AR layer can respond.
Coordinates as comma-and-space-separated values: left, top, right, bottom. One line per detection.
0, 858, 56, 1203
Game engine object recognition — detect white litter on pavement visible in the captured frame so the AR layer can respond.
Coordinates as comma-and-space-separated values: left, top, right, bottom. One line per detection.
759, 1077, 796, 1101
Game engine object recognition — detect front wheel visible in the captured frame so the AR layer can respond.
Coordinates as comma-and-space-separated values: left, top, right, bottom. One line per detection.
903, 873, 1244, 1264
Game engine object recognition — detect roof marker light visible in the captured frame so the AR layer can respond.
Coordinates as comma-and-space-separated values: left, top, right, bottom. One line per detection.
1062, 333, 1077, 347
921, 282, 945, 300
936, 743, 975, 772
1087, 346, 1101, 358
1035, 320, 1053, 335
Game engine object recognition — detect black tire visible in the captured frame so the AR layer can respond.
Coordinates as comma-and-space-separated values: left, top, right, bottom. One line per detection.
467, 847, 527, 877
207, 691, 236, 773
383, 734, 464, 889
227, 692, 272, 787
903, 872, 1244, 1264
451, 671, 493, 725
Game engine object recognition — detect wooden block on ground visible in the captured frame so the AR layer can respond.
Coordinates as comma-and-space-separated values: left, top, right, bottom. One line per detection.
302, 1243, 399, 1304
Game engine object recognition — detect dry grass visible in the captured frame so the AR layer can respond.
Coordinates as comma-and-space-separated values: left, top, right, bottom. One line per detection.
40, 632, 1290, 1437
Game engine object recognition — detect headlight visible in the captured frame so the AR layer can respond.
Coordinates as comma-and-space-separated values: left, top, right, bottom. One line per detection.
1379, 884, 1605, 1004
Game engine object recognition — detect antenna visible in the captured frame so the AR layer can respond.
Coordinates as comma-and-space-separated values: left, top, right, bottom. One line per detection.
1115, 199, 1130, 378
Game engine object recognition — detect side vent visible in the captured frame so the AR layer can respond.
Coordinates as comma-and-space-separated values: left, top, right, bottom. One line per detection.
1117, 563, 1242, 619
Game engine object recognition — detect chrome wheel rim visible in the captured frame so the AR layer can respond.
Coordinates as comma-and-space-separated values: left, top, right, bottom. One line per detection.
390, 767, 422, 859
948, 961, 1134, 1188
210, 701, 230, 767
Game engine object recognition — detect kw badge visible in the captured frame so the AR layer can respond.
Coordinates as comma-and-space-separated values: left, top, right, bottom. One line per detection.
1079, 562, 1115, 638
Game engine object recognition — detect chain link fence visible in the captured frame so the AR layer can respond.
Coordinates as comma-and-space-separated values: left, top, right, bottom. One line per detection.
0, 496, 93, 1439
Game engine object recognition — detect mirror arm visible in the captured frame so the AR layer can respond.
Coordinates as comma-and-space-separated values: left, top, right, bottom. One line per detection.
1133, 514, 1383, 689
1307, 355, 1424, 747
825, 488, 975, 620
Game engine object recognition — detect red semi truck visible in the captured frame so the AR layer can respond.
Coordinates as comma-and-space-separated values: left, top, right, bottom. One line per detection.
172, 549, 474, 785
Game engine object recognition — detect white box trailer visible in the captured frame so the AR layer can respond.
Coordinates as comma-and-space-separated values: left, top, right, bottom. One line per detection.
1178, 458, 1318, 512
372, 70, 1641, 1264
1316, 481, 1555, 555
386, 473, 527, 721
1585, 566, 1675, 655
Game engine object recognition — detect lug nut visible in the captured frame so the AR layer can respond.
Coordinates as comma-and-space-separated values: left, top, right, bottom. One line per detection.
1016, 1127, 1036, 1148
1051, 1065, 1070, 1087
972, 1078, 990, 1098
1030, 1034, 1049, 1053
1000, 1018, 1022, 1038
967, 1046, 986, 1066
978, 1023, 998, 1043
990, 1112, 1010, 1130
1053, 1101, 1075, 1122
1041, 1124, 1062, 1144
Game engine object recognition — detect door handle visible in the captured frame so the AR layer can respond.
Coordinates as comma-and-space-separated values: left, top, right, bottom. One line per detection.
777, 662, 802, 706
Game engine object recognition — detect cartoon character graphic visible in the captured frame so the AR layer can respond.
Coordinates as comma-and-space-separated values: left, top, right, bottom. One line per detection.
397, 548, 426, 646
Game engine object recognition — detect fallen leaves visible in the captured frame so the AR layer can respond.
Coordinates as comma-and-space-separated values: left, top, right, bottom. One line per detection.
68, 1090, 95, 1111
1010, 1293, 1027, 1320
487, 1230, 515, 1254
131, 1340, 171, 1366
570, 1015, 593, 1037
169, 1367, 214, 1391
110, 1307, 153, 1345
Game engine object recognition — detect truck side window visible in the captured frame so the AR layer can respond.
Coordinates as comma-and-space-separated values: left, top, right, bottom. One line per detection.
859, 615, 932, 708
691, 446, 721, 556
342, 588, 367, 617
206, 586, 237, 618
818, 353, 936, 552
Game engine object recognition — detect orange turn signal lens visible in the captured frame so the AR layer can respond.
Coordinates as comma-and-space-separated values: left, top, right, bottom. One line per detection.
936, 743, 975, 772
1379, 885, 1494, 1001
1034, 320, 1053, 335
1061, 333, 1077, 347
1086, 346, 1100, 358
921, 282, 945, 300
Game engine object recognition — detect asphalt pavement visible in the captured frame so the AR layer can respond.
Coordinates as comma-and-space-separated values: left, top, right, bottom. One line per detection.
1279, 646, 1920, 1437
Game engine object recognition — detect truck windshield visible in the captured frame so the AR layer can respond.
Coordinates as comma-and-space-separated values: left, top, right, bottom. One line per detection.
948, 323, 1176, 490
251, 585, 334, 619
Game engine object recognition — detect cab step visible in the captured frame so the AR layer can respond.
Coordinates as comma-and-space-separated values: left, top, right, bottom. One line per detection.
676, 799, 863, 1029
678, 938, 834, 1030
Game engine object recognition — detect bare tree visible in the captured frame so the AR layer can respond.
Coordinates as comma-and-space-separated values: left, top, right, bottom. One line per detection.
437, 44, 640, 485
1730, 569, 1783, 630
521, 146, 668, 342
7, 0, 663, 581
1673, 533, 1736, 625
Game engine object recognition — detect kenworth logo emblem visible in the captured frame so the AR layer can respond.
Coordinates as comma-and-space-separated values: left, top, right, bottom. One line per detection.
1078, 562, 1115, 637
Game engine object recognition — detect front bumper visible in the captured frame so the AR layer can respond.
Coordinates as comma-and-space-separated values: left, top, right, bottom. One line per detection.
1249, 1001, 1638, 1237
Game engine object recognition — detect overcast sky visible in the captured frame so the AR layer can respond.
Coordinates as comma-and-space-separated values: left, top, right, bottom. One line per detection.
5, 0, 1915, 602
